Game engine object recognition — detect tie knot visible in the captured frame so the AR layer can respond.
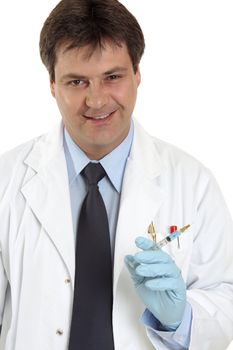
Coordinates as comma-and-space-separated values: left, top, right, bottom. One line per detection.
81, 162, 106, 186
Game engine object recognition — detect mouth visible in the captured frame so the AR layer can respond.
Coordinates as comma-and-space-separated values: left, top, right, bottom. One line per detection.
83, 110, 116, 123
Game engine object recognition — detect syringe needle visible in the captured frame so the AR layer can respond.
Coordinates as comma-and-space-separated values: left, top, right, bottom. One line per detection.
179, 224, 190, 233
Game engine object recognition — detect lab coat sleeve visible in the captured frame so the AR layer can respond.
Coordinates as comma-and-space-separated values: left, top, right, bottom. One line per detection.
186, 169, 233, 349
141, 302, 192, 349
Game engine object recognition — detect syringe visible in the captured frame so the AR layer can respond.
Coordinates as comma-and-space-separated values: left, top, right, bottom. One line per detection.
148, 225, 190, 249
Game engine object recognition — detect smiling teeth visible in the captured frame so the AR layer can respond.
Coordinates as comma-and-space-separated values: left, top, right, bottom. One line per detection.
94, 113, 110, 119
84, 112, 113, 119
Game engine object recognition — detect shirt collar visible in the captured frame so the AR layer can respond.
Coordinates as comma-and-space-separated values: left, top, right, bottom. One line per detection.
63, 121, 134, 193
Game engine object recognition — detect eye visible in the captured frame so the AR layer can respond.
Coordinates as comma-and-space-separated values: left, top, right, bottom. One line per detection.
106, 74, 121, 81
70, 79, 86, 87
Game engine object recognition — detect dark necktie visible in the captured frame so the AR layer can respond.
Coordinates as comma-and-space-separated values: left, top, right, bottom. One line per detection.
68, 162, 114, 350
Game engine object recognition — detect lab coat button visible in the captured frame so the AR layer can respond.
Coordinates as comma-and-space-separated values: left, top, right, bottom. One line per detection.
56, 329, 64, 336
65, 278, 71, 284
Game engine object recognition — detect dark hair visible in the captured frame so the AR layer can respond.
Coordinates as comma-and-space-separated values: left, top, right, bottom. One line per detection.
39, 0, 145, 81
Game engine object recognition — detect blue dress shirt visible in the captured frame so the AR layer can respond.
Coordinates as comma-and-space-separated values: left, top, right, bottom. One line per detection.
63, 120, 191, 349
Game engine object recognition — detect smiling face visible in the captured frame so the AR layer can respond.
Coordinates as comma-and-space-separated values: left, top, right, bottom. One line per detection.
50, 42, 141, 160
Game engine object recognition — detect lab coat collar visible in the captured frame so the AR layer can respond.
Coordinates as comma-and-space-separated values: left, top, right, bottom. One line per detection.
129, 118, 164, 179
23, 122, 64, 171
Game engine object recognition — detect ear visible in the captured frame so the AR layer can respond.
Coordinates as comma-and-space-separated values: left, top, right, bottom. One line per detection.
50, 77, 56, 98
135, 66, 141, 87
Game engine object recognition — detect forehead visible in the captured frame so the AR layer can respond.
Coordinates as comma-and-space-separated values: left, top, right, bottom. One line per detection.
55, 42, 133, 75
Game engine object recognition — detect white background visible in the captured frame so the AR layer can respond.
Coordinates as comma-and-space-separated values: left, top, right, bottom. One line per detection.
0, 1, 233, 214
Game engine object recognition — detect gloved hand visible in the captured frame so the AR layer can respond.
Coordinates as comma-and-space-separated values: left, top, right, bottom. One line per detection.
125, 236, 186, 330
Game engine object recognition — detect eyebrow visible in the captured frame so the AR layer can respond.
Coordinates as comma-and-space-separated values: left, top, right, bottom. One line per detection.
60, 66, 128, 82
103, 66, 128, 75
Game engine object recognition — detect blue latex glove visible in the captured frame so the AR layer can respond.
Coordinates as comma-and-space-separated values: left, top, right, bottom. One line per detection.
125, 236, 186, 330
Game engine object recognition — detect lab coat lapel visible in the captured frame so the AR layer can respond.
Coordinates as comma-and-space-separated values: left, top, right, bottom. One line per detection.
20, 123, 75, 284
113, 121, 166, 294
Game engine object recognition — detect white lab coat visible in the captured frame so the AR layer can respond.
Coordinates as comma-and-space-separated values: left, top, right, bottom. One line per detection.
226, 340, 233, 350
0, 120, 233, 350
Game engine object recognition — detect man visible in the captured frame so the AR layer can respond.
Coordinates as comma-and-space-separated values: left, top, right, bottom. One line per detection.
0, 0, 232, 349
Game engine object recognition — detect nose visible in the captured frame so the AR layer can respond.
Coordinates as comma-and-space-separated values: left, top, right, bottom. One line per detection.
85, 82, 109, 109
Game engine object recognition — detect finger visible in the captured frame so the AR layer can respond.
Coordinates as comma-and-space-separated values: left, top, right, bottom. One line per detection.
135, 263, 180, 278
124, 255, 138, 271
145, 277, 186, 292
124, 255, 144, 286
135, 236, 156, 250
134, 250, 173, 264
